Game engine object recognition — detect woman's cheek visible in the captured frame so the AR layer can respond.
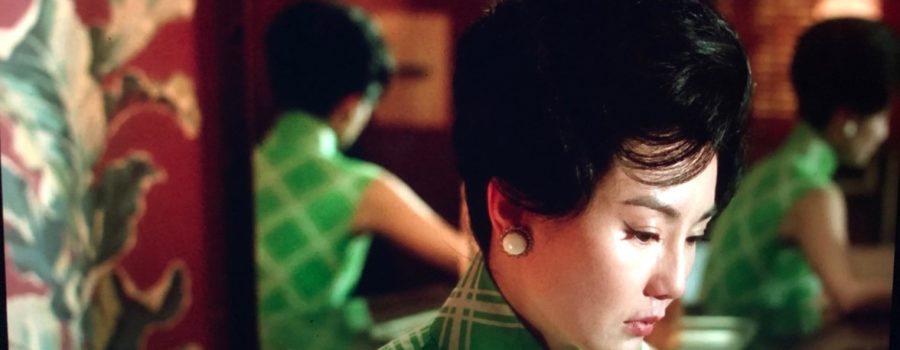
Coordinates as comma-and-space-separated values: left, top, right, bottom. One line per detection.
612, 237, 659, 275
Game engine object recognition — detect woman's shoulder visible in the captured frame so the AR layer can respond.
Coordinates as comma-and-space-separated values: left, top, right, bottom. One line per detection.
731, 145, 835, 211
294, 155, 384, 194
337, 155, 383, 182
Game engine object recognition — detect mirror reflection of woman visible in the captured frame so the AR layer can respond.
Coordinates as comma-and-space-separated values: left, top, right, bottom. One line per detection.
253, 3, 471, 349
383, 0, 752, 348
700, 18, 899, 343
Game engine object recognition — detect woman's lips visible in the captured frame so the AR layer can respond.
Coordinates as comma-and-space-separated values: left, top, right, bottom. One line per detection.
623, 317, 660, 337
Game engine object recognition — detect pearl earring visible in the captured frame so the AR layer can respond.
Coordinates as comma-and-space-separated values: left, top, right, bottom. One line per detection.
843, 120, 858, 138
501, 227, 533, 257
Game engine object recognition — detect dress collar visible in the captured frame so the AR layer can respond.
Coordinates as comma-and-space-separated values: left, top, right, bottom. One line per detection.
427, 253, 544, 349
265, 110, 339, 157
783, 122, 839, 179
428, 254, 657, 349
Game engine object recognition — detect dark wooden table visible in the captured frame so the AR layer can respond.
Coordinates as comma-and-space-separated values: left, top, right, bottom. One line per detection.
779, 314, 891, 350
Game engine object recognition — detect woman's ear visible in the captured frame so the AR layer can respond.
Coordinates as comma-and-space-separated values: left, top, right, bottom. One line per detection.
486, 179, 525, 240
329, 93, 364, 130
821, 107, 863, 149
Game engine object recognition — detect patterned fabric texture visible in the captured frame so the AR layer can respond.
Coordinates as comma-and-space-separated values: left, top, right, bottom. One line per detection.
700, 122, 838, 340
383, 254, 655, 350
254, 111, 382, 349
381, 253, 542, 350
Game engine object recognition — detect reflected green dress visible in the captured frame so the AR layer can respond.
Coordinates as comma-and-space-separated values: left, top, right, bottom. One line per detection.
700, 122, 838, 340
254, 111, 381, 349
383, 253, 654, 350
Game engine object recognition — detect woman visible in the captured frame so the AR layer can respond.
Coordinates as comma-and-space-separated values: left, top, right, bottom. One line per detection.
700, 18, 898, 342
383, 0, 752, 348
253, 3, 471, 348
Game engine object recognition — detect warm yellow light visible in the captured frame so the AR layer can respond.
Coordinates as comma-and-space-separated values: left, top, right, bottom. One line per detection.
813, 0, 882, 20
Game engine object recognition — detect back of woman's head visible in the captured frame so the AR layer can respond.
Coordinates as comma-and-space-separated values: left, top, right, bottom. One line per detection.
791, 17, 900, 130
453, 0, 752, 253
260, 1, 394, 142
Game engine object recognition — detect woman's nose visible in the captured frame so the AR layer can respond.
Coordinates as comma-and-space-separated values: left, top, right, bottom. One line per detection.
643, 245, 689, 300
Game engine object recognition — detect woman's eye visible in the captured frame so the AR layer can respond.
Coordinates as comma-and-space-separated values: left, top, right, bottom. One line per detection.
686, 231, 710, 245
627, 229, 659, 243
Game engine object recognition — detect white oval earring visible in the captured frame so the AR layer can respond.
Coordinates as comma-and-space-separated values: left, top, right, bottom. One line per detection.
501, 227, 533, 257
843, 120, 858, 138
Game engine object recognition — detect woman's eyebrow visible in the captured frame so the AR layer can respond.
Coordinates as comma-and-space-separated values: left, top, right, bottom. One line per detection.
623, 196, 717, 223
623, 196, 680, 219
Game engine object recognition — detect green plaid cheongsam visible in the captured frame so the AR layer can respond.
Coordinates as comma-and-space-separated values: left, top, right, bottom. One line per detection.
700, 122, 839, 340
383, 253, 655, 350
254, 111, 381, 349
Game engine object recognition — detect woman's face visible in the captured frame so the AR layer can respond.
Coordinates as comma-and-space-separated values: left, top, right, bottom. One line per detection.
489, 156, 719, 350
839, 110, 890, 167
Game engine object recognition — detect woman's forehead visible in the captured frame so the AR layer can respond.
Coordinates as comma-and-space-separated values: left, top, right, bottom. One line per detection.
592, 156, 718, 210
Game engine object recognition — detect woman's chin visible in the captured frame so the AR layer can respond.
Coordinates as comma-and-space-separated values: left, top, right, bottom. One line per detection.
575, 334, 644, 350
621, 336, 646, 350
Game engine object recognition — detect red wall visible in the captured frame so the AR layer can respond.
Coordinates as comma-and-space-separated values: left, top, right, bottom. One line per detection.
3, 0, 243, 347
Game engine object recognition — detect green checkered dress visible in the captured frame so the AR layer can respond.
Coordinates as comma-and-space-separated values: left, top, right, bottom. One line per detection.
700, 123, 838, 340
254, 111, 381, 349
383, 254, 655, 350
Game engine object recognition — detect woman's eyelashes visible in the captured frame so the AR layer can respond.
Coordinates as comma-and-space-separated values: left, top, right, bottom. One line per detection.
624, 223, 709, 245
686, 230, 710, 245
624, 225, 660, 244
687, 222, 712, 244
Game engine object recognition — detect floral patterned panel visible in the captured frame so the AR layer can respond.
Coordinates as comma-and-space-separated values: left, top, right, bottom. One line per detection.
1, 0, 206, 348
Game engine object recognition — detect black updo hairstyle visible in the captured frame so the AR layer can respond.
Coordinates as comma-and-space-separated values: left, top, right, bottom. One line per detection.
453, 0, 753, 255
791, 17, 900, 130
258, 1, 395, 144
